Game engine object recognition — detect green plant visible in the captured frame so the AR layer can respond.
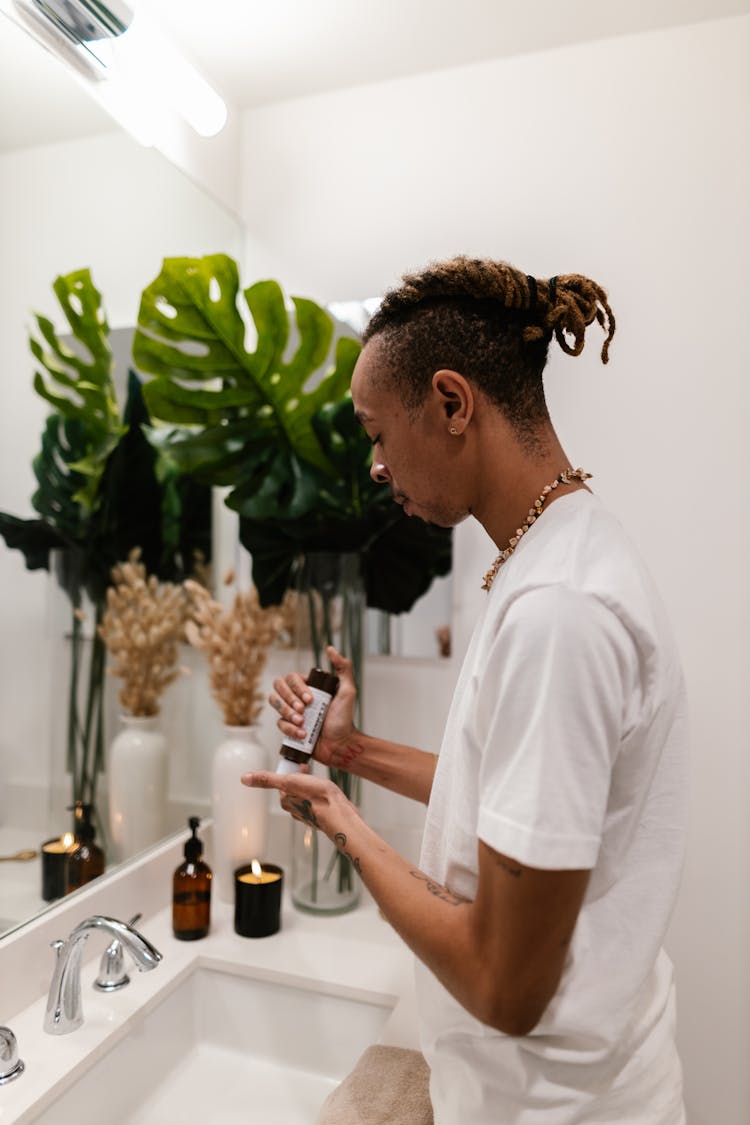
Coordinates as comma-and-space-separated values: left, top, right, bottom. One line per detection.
0, 269, 210, 826
133, 254, 452, 612
133, 254, 452, 911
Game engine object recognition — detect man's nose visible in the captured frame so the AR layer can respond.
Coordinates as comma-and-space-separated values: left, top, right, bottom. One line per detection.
371, 461, 390, 484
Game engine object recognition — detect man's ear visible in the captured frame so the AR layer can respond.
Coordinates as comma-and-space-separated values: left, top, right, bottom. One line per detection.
432, 369, 474, 434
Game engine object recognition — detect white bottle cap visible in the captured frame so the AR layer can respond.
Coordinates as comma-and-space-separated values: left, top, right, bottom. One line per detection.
276, 757, 302, 776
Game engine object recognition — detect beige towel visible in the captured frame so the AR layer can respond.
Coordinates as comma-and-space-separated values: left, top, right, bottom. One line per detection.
316, 1045, 433, 1125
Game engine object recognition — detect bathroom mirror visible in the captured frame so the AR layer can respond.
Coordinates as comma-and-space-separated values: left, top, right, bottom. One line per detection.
0, 12, 244, 940
0, 11, 452, 942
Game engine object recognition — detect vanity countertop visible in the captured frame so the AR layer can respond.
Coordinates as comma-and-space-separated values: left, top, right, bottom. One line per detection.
0, 877, 419, 1124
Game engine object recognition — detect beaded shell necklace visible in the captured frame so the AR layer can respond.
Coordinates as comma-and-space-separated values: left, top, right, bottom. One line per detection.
481, 468, 592, 591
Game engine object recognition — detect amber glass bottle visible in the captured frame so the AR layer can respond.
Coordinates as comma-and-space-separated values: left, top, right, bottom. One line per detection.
276, 668, 339, 774
66, 802, 105, 893
173, 816, 212, 940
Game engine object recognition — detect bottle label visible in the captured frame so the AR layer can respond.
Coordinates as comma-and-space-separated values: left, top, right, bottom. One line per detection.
281, 686, 332, 757
173, 890, 211, 906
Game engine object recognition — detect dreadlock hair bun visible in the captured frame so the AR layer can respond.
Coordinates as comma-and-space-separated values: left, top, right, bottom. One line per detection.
360, 255, 616, 444
364, 255, 615, 364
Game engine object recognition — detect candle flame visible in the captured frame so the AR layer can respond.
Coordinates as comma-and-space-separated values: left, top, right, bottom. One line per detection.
251, 859, 262, 878
63, 833, 75, 848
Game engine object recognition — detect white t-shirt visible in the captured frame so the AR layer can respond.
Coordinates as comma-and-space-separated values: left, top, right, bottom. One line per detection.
417, 490, 689, 1124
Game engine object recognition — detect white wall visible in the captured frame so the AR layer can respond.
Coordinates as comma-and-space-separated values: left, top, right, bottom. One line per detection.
0, 130, 243, 823
238, 16, 750, 1124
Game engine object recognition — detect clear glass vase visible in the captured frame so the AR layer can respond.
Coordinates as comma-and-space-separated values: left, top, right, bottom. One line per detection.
288, 551, 364, 915
291, 790, 360, 914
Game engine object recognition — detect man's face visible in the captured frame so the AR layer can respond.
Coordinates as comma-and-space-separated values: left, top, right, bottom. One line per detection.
350, 339, 470, 528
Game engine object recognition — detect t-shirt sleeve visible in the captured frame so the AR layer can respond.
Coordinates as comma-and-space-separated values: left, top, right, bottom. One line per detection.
476, 584, 639, 870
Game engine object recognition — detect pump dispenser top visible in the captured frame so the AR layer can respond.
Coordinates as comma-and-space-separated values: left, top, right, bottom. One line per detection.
184, 816, 203, 862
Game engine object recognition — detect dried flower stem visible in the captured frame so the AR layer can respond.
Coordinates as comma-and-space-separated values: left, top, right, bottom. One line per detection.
184, 578, 282, 727
98, 549, 187, 717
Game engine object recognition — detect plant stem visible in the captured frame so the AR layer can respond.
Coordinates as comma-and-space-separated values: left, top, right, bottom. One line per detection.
67, 609, 82, 803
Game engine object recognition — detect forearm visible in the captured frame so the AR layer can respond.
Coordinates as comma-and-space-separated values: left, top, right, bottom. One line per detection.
332, 813, 493, 1026
245, 766, 582, 1038
333, 731, 437, 804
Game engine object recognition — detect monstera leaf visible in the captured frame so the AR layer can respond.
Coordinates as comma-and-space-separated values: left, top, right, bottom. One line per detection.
94, 372, 212, 593
133, 255, 452, 612
0, 412, 96, 602
134, 255, 359, 520
31, 414, 92, 541
239, 503, 451, 613
0, 371, 211, 606
29, 269, 125, 511
0, 512, 67, 573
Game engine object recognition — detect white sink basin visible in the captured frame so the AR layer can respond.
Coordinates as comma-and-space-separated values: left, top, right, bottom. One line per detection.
29, 966, 394, 1124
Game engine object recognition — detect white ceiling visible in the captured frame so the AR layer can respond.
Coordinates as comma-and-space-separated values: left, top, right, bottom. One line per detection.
1, 0, 749, 152
147, 0, 750, 110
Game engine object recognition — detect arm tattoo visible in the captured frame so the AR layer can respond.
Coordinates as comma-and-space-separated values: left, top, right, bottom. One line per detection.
290, 798, 319, 829
333, 832, 362, 875
409, 870, 470, 906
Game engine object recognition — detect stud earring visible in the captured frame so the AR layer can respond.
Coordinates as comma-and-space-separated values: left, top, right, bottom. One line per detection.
449, 425, 459, 435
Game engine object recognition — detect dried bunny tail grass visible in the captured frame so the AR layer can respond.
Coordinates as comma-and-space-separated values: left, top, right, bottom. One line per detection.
98, 549, 188, 717
183, 579, 283, 727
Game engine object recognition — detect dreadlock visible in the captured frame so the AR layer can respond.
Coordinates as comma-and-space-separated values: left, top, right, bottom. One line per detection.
361, 256, 615, 440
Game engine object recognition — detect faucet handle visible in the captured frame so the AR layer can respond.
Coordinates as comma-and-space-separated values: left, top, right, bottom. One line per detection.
0, 1026, 25, 1084
93, 912, 142, 992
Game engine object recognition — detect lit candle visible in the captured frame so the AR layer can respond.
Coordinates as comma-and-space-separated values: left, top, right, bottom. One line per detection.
41, 833, 75, 901
41, 834, 75, 854
238, 859, 282, 886
234, 859, 283, 938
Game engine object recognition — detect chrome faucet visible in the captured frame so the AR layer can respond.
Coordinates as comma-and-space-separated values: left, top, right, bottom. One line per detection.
44, 915, 162, 1035
93, 912, 142, 991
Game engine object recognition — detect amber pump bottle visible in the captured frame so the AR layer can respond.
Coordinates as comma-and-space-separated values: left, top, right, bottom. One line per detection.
173, 817, 212, 940
276, 667, 339, 774
66, 802, 105, 893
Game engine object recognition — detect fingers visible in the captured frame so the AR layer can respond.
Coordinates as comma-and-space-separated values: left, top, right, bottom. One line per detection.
325, 645, 353, 678
266, 688, 305, 733
269, 671, 312, 727
241, 767, 317, 793
275, 672, 312, 707
241, 770, 284, 791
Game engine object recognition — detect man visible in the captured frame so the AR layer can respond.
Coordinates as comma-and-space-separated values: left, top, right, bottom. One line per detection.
243, 256, 689, 1123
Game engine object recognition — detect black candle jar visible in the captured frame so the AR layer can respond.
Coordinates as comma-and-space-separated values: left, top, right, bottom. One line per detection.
41, 835, 74, 901
234, 863, 283, 938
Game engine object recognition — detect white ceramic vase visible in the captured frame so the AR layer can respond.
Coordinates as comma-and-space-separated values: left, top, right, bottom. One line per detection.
211, 725, 269, 903
108, 714, 168, 865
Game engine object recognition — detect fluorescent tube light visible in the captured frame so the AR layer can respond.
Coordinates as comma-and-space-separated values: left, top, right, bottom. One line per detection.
8, 0, 227, 139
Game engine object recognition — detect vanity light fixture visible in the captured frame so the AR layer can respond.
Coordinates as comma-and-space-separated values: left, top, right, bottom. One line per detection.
10, 0, 134, 78
7, 0, 227, 139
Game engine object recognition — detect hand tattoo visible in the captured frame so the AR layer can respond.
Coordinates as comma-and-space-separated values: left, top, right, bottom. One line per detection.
291, 798, 319, 828
409, 870, 470, 906
333, 832, 362, 875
